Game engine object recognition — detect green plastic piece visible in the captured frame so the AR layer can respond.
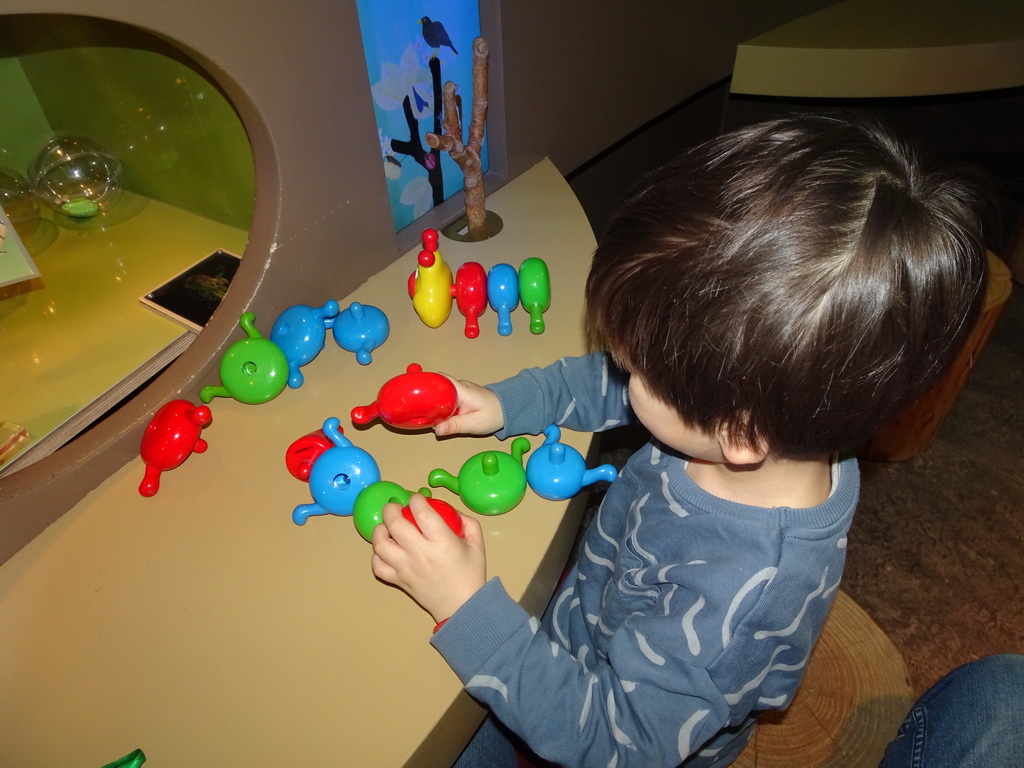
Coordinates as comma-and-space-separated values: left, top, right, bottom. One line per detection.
428, 437, 531, 515
200, 313, 289, 404
101, 749, 146, 768
352, 481, 432, 541
518, 258, 550, 335
61, 198, 100, 217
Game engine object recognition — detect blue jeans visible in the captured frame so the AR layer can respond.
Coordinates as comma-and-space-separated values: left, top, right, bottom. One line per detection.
452, 716, 519, 768
878, 654, 1024, 768
454, 655, 1024, 768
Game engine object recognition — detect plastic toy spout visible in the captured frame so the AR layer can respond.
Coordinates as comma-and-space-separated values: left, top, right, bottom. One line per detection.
350, 403, 381, 426
583, 464, 619, 486
199, 385, 229, 403
427, 468, 460, 494
293, 503, 322, 525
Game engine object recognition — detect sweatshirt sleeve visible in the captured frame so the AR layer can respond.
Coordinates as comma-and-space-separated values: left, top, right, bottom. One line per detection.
487, 352, 635, 439
431, 578, 730, 768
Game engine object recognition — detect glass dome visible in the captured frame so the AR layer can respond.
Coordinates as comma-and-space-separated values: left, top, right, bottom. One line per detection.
29, 134, 123, 218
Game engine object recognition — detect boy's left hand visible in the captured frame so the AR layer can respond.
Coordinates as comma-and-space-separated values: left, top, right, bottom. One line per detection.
370, 494, 486, 625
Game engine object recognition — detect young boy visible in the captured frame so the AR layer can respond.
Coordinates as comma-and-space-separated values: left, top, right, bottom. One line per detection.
370, 113, 990, 767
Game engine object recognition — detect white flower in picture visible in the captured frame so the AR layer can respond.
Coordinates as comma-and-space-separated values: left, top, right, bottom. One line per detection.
371, 45, 432, 119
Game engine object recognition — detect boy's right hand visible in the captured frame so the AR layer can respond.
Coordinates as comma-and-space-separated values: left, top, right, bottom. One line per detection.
433, 377, 504, 437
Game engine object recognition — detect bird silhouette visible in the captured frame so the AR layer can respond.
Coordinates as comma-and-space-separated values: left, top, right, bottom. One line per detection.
419, 17, 458, 55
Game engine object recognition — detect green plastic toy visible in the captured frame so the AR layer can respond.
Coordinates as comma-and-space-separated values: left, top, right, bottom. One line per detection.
200, 312, 289, 404
428, 437, 531, 515
352, 480, 431, 541
101, 749, 145, 768
518, 258, 550, 335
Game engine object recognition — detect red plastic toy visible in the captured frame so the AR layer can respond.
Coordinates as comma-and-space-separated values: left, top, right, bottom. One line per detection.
402, 497, 465, 538
406, 229, 488, 338
138, 399, 212, 497
284, 429, 334, 482
453, 261, 487, 338
350, 363, 458, 429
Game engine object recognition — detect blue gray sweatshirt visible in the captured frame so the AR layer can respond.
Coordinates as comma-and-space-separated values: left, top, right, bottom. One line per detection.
431, 353, 858, 767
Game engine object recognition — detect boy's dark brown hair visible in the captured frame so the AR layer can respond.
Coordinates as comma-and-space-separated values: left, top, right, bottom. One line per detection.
586, 113, 992, 458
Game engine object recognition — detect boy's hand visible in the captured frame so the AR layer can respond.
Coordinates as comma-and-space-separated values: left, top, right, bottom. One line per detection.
370, 494, 486, 624
433, 377, 504, 437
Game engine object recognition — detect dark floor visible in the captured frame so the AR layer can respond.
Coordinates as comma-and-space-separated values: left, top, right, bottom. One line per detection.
843, 280, 1024, 698
586, 282, 1023, 701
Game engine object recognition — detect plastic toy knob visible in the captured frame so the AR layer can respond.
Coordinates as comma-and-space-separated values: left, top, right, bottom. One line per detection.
518, 258, 551, 335
422, 227, 439, 252
351, 363, 458, 429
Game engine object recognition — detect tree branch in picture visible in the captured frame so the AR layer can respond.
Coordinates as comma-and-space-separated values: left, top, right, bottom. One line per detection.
426, 37, 489, 238
391, 55, 444, 206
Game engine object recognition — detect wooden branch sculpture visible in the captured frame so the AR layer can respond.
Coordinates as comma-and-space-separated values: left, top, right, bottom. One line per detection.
426, 37, 489, 238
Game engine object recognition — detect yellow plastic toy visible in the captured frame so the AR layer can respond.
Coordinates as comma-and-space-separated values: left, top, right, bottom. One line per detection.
407, 228, 453, 328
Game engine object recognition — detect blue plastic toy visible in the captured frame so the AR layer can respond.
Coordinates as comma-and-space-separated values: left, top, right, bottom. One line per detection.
526, 425, 619, 501
293, 417, 381, 525
487, 263, 519, 336
270, 299, 340, 388
332, 301, 390, 365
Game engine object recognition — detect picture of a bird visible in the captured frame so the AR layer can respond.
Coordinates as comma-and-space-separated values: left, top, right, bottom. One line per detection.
419, 16, 457, 54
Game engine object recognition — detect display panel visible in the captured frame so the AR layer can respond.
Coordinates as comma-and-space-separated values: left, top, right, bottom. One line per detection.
356, 0, 488, 232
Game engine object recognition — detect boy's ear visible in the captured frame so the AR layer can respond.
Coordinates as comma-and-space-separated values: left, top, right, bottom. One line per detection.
718, 426, 769, 466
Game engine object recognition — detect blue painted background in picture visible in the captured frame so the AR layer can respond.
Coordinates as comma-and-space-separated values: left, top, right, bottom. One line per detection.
356, 1, 487, 233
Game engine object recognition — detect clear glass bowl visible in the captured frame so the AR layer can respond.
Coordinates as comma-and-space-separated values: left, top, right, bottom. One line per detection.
29, 135, 123, 218
0, 165, 41, 239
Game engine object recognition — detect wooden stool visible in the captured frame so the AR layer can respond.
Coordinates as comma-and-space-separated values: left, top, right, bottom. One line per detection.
733, 590, 912, 768
860, 251, 1013, 461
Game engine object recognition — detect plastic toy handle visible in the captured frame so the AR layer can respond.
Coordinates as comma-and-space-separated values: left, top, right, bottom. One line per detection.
322, 417, 349, 446
511, 436, 532, 464
238, 311, 263, 340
